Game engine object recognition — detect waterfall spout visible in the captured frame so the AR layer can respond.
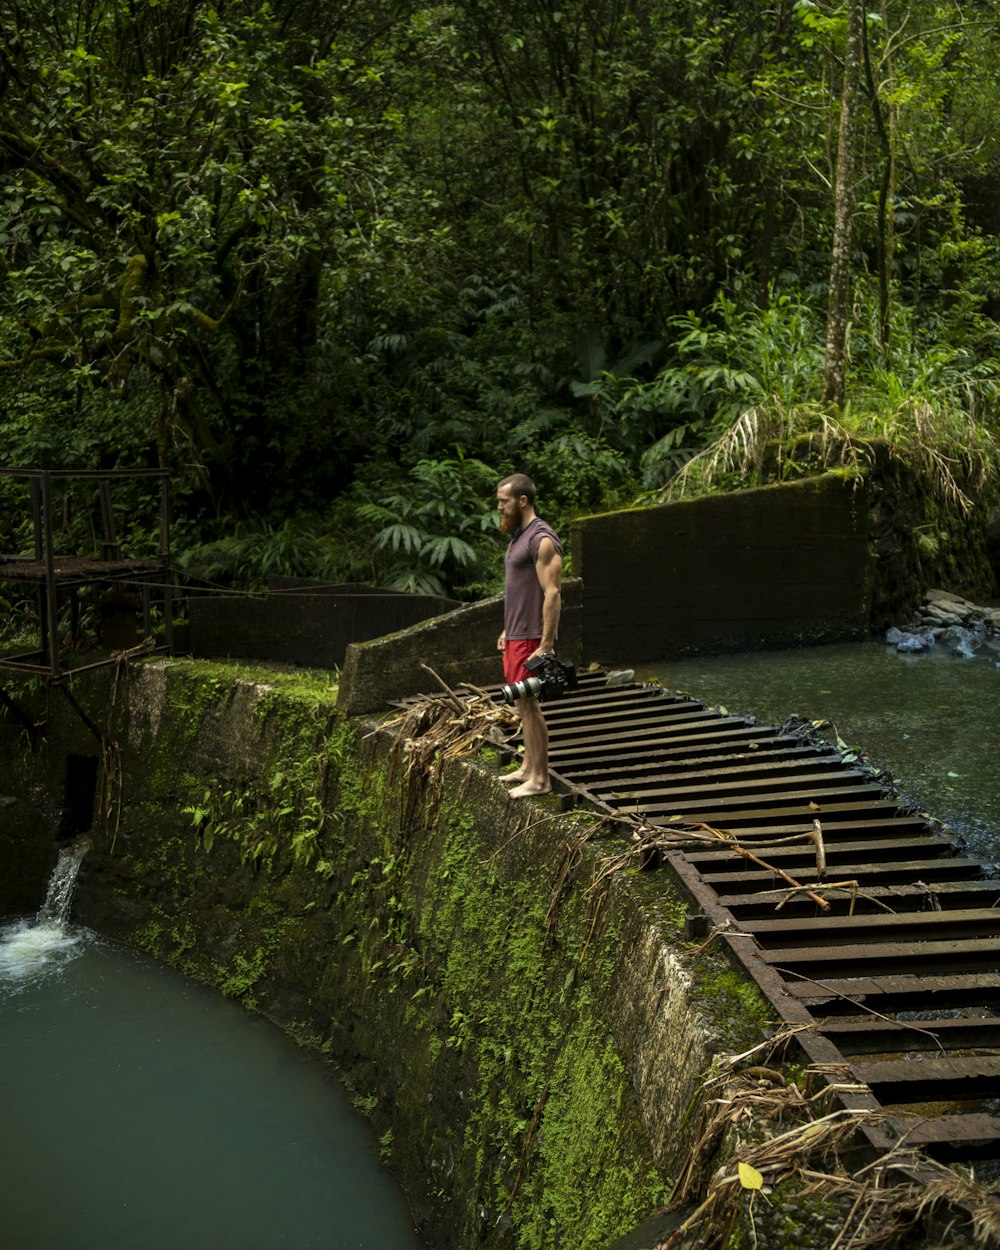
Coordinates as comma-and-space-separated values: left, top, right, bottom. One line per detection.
36, 836, 91, 926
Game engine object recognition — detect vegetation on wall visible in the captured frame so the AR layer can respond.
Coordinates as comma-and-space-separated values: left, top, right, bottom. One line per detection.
2, 0, 1000, 598
81, 659, 699, 1248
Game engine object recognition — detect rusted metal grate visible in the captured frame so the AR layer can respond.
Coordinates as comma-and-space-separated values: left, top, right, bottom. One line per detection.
497, 669, 1000, 1167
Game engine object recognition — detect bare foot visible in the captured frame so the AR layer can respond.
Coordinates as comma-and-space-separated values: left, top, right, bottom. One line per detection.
508, 779, 552, 799
499, 769, 528, 784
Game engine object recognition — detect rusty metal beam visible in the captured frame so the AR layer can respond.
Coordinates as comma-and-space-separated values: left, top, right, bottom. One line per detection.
819, 1018, 1000, 1053
887, 1115, 1000, 1147
741, 908, 1000, 945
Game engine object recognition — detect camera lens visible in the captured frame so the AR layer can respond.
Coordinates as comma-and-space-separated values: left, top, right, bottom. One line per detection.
501, 676, 542, 704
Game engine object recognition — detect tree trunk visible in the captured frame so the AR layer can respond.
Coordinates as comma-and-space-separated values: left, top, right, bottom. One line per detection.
822, 0, 866, 409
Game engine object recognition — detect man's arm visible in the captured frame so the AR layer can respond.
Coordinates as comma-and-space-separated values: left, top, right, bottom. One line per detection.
534, 537, 562, 655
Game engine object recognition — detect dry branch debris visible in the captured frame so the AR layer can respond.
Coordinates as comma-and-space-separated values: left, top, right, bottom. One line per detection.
657, 1031, 1000, 1250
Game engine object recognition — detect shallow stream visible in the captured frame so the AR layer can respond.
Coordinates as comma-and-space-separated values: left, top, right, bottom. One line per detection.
637, 639, 1000, 866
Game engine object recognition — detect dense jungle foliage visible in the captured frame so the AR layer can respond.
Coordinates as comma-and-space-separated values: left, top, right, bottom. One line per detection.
2, 0, 1000, 599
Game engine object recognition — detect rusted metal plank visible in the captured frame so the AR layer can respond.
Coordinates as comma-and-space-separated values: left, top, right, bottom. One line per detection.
704, 858, 984, 890
549, 735, 791, 772
739, 908, 1000, 945
689, 836, 958, 867
544, 690, 703, 714
851, 1056, 1000, 1099
548, 712, 747, 748
786, 972, 1000, 1009
819, 1018, 1000, 1053
607, 756, 849, 784
549, 724, 786, 761
549, 723, 769, 757
542, 690, 698, 721
602, 770, 884, 804
887, 1115, 1000, 1146
563, 746, 833, 785
764, 937, 1000, 975
545, 706, 712, 737
710, 814, 931, 839
632, 797, 911, 825
716, 879, 1000, 916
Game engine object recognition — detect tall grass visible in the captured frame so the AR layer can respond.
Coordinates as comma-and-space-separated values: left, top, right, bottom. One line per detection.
637, 287, 1000, 513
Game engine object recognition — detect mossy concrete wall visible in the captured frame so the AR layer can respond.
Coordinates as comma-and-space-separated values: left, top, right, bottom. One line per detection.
572, 465, 999, 667
572, 475, 874, 665
0, 659, 766, 1250
187, 584, 461, 669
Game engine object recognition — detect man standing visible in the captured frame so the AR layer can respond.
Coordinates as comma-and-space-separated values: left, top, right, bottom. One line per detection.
496, 473, 563, 798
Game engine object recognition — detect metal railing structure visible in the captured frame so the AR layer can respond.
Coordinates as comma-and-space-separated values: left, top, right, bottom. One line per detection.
0, 467, 174, 680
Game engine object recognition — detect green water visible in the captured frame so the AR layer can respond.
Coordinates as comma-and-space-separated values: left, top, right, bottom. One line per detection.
0, 923, 424, 1250
636, 640, 1000, 867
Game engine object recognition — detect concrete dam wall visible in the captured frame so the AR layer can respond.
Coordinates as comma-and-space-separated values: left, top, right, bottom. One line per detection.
0, 660, 771, 1250
4, 466, 997, 1245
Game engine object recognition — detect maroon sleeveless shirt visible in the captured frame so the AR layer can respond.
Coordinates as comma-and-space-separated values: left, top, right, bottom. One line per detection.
503, 517, 562, 639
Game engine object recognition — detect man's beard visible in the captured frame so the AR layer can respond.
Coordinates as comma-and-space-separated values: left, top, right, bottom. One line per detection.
500, 505, 524, 536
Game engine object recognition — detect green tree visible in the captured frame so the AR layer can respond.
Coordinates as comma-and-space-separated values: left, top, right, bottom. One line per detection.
823, 0, 865, 409
0, 0, 438, 507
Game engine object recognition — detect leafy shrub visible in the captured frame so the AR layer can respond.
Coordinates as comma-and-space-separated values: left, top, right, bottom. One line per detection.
352, 452, 503, 598
176, 517, 348, 590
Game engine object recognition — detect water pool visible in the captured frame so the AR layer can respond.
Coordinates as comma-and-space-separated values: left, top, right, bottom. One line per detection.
0, 919, 424, 1250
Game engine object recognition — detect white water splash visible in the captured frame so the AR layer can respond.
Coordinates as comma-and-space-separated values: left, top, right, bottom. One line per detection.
0, 838, 91, 987
0, 920, 84, 984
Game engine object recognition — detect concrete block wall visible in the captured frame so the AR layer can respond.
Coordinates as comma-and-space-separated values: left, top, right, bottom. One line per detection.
572, 475, 874, 664
187, 587, 460, 669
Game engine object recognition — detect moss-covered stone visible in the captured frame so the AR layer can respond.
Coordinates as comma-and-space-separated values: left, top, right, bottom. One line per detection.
0, 659, 787, 1250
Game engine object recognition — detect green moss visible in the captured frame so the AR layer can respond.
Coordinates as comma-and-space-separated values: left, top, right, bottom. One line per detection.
215, 948, 269, 1008
383, 789, 672, 1248
57, 659, 766, 1250
694, 963, 773, 1037
514, 1023, 672, 1249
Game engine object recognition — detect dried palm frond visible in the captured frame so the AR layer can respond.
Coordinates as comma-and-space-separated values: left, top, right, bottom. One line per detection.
657, 387, 1000, 522
659, 403, 872, 503
381, 669, 519, 786
660, 1033, 1000, 1250
839, 1160, 1000, 1250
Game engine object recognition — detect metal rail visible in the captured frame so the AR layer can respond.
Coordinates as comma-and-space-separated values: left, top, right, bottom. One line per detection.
0, 468, 174, 679
500, 670, 1000, 1167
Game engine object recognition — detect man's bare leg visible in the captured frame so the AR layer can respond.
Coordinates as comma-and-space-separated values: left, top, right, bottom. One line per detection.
508, 698, 551, 798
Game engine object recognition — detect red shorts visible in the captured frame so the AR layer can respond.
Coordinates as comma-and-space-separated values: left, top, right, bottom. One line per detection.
503, 637, 540, 685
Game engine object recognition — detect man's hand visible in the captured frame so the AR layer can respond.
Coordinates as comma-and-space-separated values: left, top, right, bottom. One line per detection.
497, 630, 506, 652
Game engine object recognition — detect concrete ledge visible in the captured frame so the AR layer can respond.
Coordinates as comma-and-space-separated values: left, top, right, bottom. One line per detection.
337, 579, 584, 715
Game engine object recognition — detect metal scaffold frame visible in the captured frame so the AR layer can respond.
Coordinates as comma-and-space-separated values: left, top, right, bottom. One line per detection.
0, 467, 175, 681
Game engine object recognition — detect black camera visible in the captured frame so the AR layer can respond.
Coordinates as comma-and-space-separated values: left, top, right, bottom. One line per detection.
501, 652, 577, 704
